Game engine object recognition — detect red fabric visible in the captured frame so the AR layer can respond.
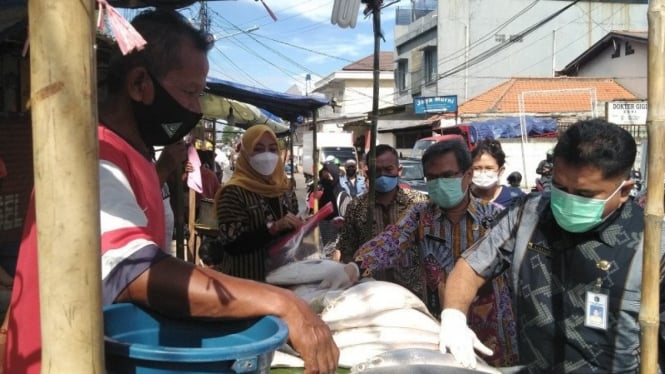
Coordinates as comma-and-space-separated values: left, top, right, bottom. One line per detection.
98, 126, 165, 252
0, 158, 7, 178
4, 125, 165, 373
200, 167, 220, 200
4, 191, 39, 374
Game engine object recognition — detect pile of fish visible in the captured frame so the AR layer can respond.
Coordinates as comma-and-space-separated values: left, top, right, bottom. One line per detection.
351, 348, 503, 374
266, 259, 503, 372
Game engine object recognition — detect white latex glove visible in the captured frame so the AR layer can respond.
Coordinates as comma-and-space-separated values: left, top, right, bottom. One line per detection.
439, 308, 493, 368
319, 262, 360, 289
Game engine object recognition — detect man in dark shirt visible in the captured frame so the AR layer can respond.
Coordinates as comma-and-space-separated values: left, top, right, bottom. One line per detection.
440, 119, 665, 372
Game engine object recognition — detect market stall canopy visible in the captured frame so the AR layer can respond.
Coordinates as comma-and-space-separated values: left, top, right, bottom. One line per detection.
206, 77, 331, 122
200, 94, 290, 134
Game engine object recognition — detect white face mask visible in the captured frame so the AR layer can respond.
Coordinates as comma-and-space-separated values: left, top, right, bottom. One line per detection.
472, 170, 499, 189
249, 152, 279, 176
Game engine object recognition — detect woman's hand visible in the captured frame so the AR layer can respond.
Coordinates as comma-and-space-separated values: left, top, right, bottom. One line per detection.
273, 213, 304, 234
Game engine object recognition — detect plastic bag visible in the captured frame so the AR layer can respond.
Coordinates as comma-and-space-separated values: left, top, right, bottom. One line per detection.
266, 202, 334, 270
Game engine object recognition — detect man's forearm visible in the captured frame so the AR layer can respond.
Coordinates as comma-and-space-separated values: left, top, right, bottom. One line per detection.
443, 259, 486, 313
117, 257, 295, 320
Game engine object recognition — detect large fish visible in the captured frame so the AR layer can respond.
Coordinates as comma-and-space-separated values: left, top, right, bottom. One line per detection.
265, 259, 343, 286
333, 326, 439, 348
271, 350, 305, 368
339, 343, 439, 368
350, 364, 497, 373
325, 307, 440, 333
350, 348, 502, 374
321, 281, 431, 322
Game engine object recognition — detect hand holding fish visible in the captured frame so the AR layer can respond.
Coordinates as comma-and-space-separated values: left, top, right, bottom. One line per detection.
319, 262, 360, 289
281, 296, 340, 373
439, 308, 493, 368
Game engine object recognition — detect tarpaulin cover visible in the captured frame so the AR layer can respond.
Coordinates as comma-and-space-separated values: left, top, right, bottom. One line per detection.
466, 116, 557, 143
206, 77, 330, 122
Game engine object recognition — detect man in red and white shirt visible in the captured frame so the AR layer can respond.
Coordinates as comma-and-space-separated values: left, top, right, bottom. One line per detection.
3, 9, 338, 374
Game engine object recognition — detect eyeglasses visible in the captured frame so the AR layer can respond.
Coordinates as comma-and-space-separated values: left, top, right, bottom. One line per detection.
425, 170, 464, 181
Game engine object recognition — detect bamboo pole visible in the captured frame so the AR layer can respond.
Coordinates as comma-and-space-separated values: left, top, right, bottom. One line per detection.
174, 165, 185, 259
366, 0, 381, 228
641, 2, 665, 373
29, 0, 104, 372
188, 188, 197, 262
311, 111, 321, 251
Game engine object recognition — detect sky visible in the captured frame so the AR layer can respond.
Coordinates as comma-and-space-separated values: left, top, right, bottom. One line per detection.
176, 0, 397, 94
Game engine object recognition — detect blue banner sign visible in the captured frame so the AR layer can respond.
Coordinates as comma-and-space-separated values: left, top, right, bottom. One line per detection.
414, 95, 458, 114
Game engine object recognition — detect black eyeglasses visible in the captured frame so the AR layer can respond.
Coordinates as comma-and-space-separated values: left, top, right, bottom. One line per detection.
425, 170, 464, 181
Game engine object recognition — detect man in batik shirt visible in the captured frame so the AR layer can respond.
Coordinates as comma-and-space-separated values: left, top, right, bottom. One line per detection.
334, 144, 427, 298
351, 140, 519, 367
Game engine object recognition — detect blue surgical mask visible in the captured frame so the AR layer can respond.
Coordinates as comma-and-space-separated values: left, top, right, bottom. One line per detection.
375, 175, 398, 193
427, 177, 467, 208
550, 182, 624, 233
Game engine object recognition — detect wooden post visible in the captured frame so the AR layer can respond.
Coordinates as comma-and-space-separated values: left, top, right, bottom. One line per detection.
29, 0, 104, 372
366, 0, 381, 229
174, 165, 185, 260
641, 2, 665, 372
311, 111, 321, 251
187, 188, 197, 262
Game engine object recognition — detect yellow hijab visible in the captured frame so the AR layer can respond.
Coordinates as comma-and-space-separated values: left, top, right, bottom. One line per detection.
223, 125, 290, 198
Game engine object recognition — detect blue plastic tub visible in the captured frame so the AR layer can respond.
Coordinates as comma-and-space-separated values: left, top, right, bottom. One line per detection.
103, 303, 289, 374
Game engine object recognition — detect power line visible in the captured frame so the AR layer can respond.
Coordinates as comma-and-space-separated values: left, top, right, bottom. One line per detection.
207, 7, 397, 107
438, 0, 583, 80
210, 43, 271, 88
462, 1, 631, 96
251, 33, 356, 63
436, 0, 541, 69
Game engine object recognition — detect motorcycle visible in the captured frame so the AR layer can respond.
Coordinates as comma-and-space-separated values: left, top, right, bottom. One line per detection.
629, 169, 643, 199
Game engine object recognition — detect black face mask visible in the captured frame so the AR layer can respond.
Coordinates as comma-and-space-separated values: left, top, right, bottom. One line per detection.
346, 167, 356, 177
132, 73, 202, 146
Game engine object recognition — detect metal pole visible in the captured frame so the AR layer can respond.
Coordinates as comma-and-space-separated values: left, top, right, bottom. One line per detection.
366, 0, 382, 229
29, 0, 104, 372
517, 92, 529, 190
551, 30, 556, 77
640, 2, 665, 372
464, 24, 469, 102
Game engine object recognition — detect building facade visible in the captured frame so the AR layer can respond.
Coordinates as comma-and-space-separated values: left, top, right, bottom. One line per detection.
394, 0, 648, 106
558, 31, 646, 98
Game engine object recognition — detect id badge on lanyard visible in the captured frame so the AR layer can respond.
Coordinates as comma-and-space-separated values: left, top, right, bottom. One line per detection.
584, 260, 611, 330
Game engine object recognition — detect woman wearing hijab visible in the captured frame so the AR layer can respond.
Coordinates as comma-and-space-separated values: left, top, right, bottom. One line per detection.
213, 125, 303, 281
317, 161, 344, 219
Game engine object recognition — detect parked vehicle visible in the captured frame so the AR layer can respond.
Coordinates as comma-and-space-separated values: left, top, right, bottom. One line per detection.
630, 169, 643, 198
398, 158, 427, 194
410, 125, 474, 159
302, 131, 357, 181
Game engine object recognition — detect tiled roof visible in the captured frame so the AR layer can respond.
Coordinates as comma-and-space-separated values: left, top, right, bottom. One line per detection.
458, 77, 637, 115
342, 51, 395, 71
